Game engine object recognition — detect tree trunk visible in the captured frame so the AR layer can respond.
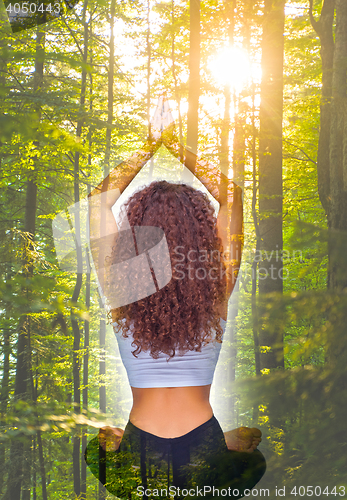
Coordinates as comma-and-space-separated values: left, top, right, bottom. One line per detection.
32, 438, 37, 500
97, 3, 114, 498
81, 254, 90, 500
251, 82, 261, 378
146, 0, 151, 133
72, 1, 89, 496
98, 310, 106, 500
171, 0, 183, 160
326, 0, 347, 369
146, 0, 155, 182
186, 0, 200, 161
220, 87, 231, 177
81, 34, 93, 498
258, 0, 285, 371
36, 430, 48, 500
0, 319, 11, 495
220, 0, 240, 424
327, 0, 347, 238
5, 164, 38, 500
310, 0, 347, 369
29, 356, 48, 500
21, 436, 32, 500
105, 0, 115, 169
0, 48, 10, 491
4, 27, 44, 500
309, 0, 335, 215
233, 104, 246, 190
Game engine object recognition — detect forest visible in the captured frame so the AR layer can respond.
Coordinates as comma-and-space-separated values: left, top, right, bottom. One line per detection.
0, 0, 347, 498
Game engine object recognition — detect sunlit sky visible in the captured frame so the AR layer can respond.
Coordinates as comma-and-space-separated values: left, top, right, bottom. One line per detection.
113, 3, 305, 98
110, 0, 308, 173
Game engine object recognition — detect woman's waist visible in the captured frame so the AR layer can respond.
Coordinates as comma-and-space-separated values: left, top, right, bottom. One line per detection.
129, 385, 212, 438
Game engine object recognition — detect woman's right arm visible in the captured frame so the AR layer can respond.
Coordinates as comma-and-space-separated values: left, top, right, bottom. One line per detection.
88, 137, 161, 290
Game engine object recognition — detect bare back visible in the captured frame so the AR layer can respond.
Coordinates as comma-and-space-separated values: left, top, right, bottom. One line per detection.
130, 385, 213, 438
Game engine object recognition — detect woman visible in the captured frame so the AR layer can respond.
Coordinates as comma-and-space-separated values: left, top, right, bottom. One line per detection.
86, 127, 266, 499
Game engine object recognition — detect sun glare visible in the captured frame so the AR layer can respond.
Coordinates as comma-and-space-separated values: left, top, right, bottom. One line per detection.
208, 46, 251, 93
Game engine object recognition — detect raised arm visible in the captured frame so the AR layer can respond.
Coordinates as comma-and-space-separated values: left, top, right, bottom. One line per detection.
88, 136, 161, 292
162, 125, 243, 308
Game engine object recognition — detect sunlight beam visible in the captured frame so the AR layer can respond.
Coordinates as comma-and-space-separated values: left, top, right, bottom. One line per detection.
208, 46, 251, 94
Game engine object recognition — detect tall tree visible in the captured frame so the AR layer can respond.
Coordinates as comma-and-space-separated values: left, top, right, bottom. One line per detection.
219, 0, 237, 425
171, 0, 184, 160
258, 0, 285, 371
186, 0, 200, 160
326, 0, 347, 286
81, 22, 94, 497
325, 0, 347, 369
0, 287, 11, 496
0, 45, 11, 496
310, 0, 347, 365
309, 0, 335, 215
98, 2, 116, 498
81, 251, 90, 500
71, 1, 89, 496
4, 27, 45, 500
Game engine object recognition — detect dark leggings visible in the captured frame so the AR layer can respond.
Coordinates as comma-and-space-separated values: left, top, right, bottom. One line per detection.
85, 416, 266, 499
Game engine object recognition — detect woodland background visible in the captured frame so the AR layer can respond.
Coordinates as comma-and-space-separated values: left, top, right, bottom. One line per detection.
0, 0, 347, 498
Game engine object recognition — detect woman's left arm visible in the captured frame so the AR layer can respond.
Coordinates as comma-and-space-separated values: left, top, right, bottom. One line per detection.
162, 125, 243, 303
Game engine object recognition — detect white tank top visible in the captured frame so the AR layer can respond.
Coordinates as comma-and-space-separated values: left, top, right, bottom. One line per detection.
113, 319, 227, 388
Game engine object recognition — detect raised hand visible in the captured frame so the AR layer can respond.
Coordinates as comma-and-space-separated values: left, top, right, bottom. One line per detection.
150, 94, 176, 140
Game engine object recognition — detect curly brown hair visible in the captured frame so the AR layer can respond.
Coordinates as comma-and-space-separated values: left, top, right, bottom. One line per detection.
110, 181, 226, 359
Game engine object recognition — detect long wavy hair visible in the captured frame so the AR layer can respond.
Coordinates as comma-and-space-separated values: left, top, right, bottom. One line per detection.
110, 181, 226, 359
